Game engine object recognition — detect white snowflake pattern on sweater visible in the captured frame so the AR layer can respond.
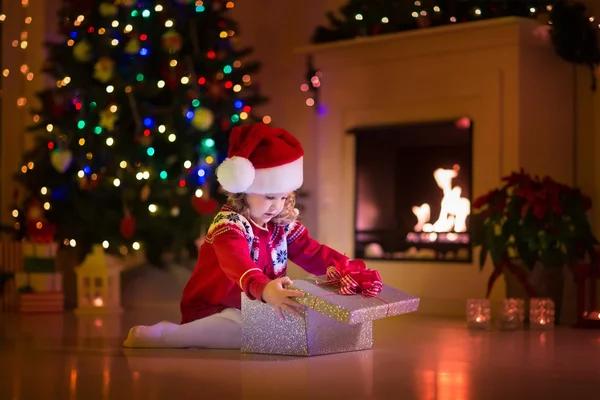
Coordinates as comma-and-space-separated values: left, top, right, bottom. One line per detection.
206, 205, 305, 274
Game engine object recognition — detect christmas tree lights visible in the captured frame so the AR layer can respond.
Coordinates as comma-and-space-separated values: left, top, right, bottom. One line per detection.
12, 0, 269, 265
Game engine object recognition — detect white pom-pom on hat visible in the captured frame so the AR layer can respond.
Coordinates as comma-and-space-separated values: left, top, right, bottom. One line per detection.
216, 156, 255, 193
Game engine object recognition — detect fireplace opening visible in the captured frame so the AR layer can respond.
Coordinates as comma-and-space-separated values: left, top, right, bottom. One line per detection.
350, 118, 473, 262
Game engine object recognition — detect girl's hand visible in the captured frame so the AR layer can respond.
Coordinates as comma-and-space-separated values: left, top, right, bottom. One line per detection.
261, 277, 305, 320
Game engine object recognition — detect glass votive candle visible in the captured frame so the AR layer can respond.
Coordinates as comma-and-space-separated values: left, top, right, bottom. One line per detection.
496, 298, 525, 330
466, 299, 491, 329
529, 297, 555, 330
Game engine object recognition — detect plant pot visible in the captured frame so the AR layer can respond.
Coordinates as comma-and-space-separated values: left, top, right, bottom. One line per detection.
503, 261, 565, 324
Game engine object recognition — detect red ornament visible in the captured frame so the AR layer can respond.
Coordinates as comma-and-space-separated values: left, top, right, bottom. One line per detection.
24, 199, 56, 243
191, 196, 219, 215
161, 29, 183, 53
160, 62, 185, 89
220, 117, 231, 131
26, 221, 57, 243
120, 216, 136, 239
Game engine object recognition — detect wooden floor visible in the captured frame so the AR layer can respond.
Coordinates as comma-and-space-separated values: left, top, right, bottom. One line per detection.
1, 310, 600, 400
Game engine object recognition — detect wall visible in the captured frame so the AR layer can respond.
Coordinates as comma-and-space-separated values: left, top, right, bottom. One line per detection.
230, 0, 347, 235
0, 0, 59, 232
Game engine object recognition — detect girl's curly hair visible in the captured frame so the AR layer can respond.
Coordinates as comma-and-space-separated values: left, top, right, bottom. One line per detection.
226, 192, 299, 226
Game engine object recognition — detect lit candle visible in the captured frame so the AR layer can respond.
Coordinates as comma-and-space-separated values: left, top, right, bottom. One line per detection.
467, 299, 491, 329
497, 298, 525, 330
93, 296, 104, 307
530, 298, 554, 330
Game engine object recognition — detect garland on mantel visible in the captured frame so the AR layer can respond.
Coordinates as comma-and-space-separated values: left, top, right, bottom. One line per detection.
302, 0, 600, 111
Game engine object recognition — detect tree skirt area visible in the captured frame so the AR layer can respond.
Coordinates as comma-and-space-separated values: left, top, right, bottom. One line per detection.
121, 263, 192, 311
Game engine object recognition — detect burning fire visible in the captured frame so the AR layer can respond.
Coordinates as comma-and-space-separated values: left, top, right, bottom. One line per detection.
410, 165, 470, 240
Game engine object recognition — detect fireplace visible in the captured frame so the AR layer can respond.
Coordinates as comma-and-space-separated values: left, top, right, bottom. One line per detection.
351, 118, 473, 262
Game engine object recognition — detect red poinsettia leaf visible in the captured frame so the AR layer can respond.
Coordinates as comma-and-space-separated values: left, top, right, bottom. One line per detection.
532, 202, 548, 220
473, 194, 489, 209
521, 203, 530, 218
550, 202, 564, 215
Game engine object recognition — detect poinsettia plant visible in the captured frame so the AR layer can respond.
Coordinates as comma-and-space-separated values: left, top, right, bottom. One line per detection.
471, 170, 597, 296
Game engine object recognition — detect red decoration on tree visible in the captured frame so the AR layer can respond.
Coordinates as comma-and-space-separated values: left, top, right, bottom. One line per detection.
220, 117, 230, 131
160, 62, 185, 89
25, 199, 57, 243
161, 29, 183, 53
120, 215, 136, 239
191, 196, 219, 215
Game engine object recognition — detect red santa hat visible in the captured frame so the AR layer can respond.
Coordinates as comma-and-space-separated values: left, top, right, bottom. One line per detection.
216, 123, 304, 194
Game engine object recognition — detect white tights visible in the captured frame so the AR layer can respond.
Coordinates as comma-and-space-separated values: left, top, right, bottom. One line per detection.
123, 308, 242, 349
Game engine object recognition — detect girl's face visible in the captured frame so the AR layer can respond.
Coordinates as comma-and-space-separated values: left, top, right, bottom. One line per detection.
245, 192, 291, 226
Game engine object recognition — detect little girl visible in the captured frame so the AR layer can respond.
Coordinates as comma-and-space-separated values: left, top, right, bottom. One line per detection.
123, 122, 360, 349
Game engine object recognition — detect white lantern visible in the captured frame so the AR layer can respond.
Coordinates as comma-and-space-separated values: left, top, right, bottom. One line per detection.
74, 244, 123, 315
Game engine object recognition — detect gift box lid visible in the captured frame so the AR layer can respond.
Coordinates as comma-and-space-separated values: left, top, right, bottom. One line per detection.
288, 277, 419, 325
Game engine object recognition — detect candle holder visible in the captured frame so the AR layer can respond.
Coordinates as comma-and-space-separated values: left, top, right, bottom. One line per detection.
466, 299, 491, 329
529, 298, 555, 330
496, 298, 525, 330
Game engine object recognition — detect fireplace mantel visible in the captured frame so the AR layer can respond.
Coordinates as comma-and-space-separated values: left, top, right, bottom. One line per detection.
300, 17, 574, 316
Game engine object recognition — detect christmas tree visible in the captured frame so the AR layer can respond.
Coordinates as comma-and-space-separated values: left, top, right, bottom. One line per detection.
11, 0, 268, 265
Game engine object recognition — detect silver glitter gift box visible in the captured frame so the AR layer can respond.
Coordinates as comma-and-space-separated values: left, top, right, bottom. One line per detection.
241, 277, 419, 356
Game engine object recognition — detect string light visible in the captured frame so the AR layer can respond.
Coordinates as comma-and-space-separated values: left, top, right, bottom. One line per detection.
9, 0, 267, 252
0, 1, 36, 109
302, 3, 587, 111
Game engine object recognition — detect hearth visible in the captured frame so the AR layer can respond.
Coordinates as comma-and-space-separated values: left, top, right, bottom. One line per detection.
351, 119, 472, 262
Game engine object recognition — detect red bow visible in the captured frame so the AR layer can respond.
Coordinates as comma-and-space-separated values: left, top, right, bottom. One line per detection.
317, 259, 383, 298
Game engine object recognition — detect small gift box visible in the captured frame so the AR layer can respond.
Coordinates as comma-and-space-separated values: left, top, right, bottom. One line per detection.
242, 264, 419, 356
21, 241, 58, 259
23, 258, 57, 273
19, 292, 64, 313
15, 272, 63, 292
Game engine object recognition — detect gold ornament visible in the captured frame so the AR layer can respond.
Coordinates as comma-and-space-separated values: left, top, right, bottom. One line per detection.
50, 149, 73, 173
137, 136, 153, 147
99, 2, 118, 17
140, 185, 151, 201
192, 108, 214, 131
99, 108, 118, 131
125, 38, 141, 55
161, 29, 182, 53
93, 57, 115, 83
73, 40, 92, 62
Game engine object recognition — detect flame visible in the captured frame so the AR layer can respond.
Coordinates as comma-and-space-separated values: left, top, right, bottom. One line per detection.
412, 166, 470, 233
93, 296, 104, 307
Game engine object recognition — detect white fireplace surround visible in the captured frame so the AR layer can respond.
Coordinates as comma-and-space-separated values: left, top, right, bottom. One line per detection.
300, 17, 574, 317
